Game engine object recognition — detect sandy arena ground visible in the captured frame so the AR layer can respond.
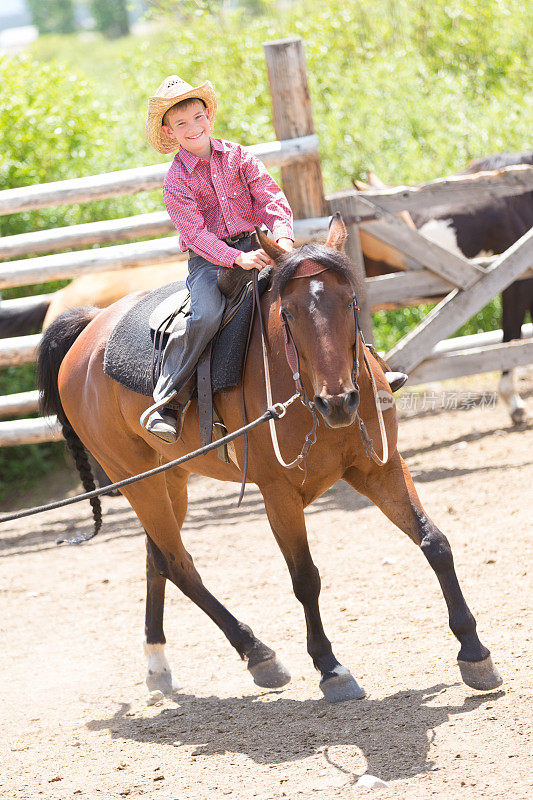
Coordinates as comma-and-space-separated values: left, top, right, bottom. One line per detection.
0, 374, 531, 800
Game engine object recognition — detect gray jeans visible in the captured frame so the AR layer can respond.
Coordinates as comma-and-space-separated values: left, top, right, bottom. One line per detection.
153, 235, 254, 404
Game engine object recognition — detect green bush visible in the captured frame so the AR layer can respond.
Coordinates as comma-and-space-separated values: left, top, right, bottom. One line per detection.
0, 442, 65, 505
0, 51, 163, 302
373, 298, 502, 353
0, 53, 145, 239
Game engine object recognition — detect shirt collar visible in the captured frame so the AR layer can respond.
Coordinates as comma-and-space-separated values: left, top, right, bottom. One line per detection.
177, 137, 225, 174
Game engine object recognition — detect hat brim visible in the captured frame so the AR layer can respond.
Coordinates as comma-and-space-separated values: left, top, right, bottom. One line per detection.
146, 81, 217, 155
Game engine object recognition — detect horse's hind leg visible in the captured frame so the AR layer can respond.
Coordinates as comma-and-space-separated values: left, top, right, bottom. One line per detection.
144, 534, 176, 694
143, 468, 189, 695
261, 482, 365, 703
344, 454, 502, 691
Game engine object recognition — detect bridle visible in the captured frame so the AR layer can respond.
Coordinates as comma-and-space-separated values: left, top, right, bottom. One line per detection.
253, 273, 318, 475
256, 264, 390, 476
280, 294, 358, 408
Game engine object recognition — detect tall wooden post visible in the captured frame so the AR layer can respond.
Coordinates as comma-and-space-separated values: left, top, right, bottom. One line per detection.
263, 37, 327, 219
328, 190, 375, 344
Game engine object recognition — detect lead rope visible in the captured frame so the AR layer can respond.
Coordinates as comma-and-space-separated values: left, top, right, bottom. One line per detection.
0, 401, 299, 528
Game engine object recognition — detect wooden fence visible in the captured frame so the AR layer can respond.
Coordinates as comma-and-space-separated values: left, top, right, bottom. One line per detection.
1, 37, 532, 446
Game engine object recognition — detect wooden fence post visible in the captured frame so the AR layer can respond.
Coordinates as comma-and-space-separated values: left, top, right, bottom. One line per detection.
263, 37, 327, 219
328, 190, 375, 344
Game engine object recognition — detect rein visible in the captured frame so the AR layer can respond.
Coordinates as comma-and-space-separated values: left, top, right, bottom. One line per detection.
0, 399, 299, 531
351, 300, 389, 466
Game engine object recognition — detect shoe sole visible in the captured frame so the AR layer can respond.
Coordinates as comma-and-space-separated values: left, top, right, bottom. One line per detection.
146, 426, 178, 443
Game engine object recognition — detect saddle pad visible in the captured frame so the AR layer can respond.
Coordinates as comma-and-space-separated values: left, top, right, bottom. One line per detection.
103, 267, 272, 398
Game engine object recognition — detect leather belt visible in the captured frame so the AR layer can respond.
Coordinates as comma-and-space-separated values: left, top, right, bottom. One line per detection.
224, 231, 254, 245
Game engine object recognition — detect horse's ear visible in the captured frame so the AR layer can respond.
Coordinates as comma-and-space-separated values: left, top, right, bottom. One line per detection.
255, 227, 286, 262
325, 212, 347, 252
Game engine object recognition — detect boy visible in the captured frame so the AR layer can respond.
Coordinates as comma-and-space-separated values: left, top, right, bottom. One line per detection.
142, 75, 295, 442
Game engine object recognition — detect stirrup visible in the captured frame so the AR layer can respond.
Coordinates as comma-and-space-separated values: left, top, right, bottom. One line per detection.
140, 392, 177, 429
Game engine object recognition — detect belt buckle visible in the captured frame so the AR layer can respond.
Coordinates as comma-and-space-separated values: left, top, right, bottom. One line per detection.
227, 231, 252, 245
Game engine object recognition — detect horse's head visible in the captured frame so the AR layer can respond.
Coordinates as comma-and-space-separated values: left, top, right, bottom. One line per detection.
258, 215, 361, 429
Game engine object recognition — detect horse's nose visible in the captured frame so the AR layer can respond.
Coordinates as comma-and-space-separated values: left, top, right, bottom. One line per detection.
313, 390, 359, 427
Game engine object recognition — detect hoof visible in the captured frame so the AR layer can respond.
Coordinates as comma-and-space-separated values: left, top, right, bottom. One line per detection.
320, 666, 365, 703
248, 656, 291, 688
146, 670, 181, 695
511, 407, 527, 426
458, 654, 503, 691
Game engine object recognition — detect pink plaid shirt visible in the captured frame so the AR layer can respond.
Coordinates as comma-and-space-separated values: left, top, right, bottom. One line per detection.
162, 137, 294, 267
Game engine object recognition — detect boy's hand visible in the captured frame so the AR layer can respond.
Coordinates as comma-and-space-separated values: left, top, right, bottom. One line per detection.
234, 249, 271, 271
277, 238, 294, 252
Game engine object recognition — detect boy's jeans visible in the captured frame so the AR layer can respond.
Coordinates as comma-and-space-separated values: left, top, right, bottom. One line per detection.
152, 235, 254, 406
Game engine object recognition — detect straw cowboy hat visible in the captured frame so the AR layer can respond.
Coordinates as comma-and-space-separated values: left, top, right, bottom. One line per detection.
146, 75, 217, 155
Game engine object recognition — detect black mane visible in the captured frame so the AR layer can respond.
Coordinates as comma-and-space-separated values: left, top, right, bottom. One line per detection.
465, 150, 533, 174
271, 242, 359, 296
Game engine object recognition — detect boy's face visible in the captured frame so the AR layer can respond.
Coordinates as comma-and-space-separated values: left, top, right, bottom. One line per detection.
162, 100, 211, 156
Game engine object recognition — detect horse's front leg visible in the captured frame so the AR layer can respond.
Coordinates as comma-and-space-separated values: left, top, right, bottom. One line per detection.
261, 481, 365, 703
344, 454, 502, 691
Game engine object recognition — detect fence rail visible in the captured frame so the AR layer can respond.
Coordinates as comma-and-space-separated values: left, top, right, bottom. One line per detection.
349, 163, 533, 214
0, 135, 319, 217
0, 216, 330, 290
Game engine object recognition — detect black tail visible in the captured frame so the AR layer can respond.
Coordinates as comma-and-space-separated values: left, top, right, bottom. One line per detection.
36, 306, 103, 544
0, 296, 50, 337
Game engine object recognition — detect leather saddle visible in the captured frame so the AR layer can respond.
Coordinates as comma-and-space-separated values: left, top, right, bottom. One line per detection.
148, 263, 252, 336
148, 264, 259, 456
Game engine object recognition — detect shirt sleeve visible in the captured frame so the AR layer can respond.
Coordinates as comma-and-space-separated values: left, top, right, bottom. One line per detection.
239, 147, 294, 242
163, 181, 240, 268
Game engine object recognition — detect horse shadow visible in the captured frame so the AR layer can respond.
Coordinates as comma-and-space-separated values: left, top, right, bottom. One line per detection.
86, 684, 504, 783
400, 422, 532, 460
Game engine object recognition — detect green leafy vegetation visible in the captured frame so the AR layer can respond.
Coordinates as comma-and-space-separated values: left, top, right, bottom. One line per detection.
0, 0, 530, 493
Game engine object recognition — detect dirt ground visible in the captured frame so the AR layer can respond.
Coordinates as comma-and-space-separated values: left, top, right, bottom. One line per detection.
1, 373, 531, 800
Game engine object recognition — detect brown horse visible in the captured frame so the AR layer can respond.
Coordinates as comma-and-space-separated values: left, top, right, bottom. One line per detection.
37, 216, 501, 703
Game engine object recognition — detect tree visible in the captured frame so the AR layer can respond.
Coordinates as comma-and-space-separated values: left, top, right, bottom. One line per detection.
144, 1, 229, 22
90, 0, 130, 39
26, 0, 77, 35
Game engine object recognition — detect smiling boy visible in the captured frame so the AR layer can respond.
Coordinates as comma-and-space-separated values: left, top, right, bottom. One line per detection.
142, 75, 294, 442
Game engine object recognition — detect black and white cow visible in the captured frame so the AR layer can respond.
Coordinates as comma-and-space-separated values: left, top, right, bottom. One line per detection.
360, 151, 533, 424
